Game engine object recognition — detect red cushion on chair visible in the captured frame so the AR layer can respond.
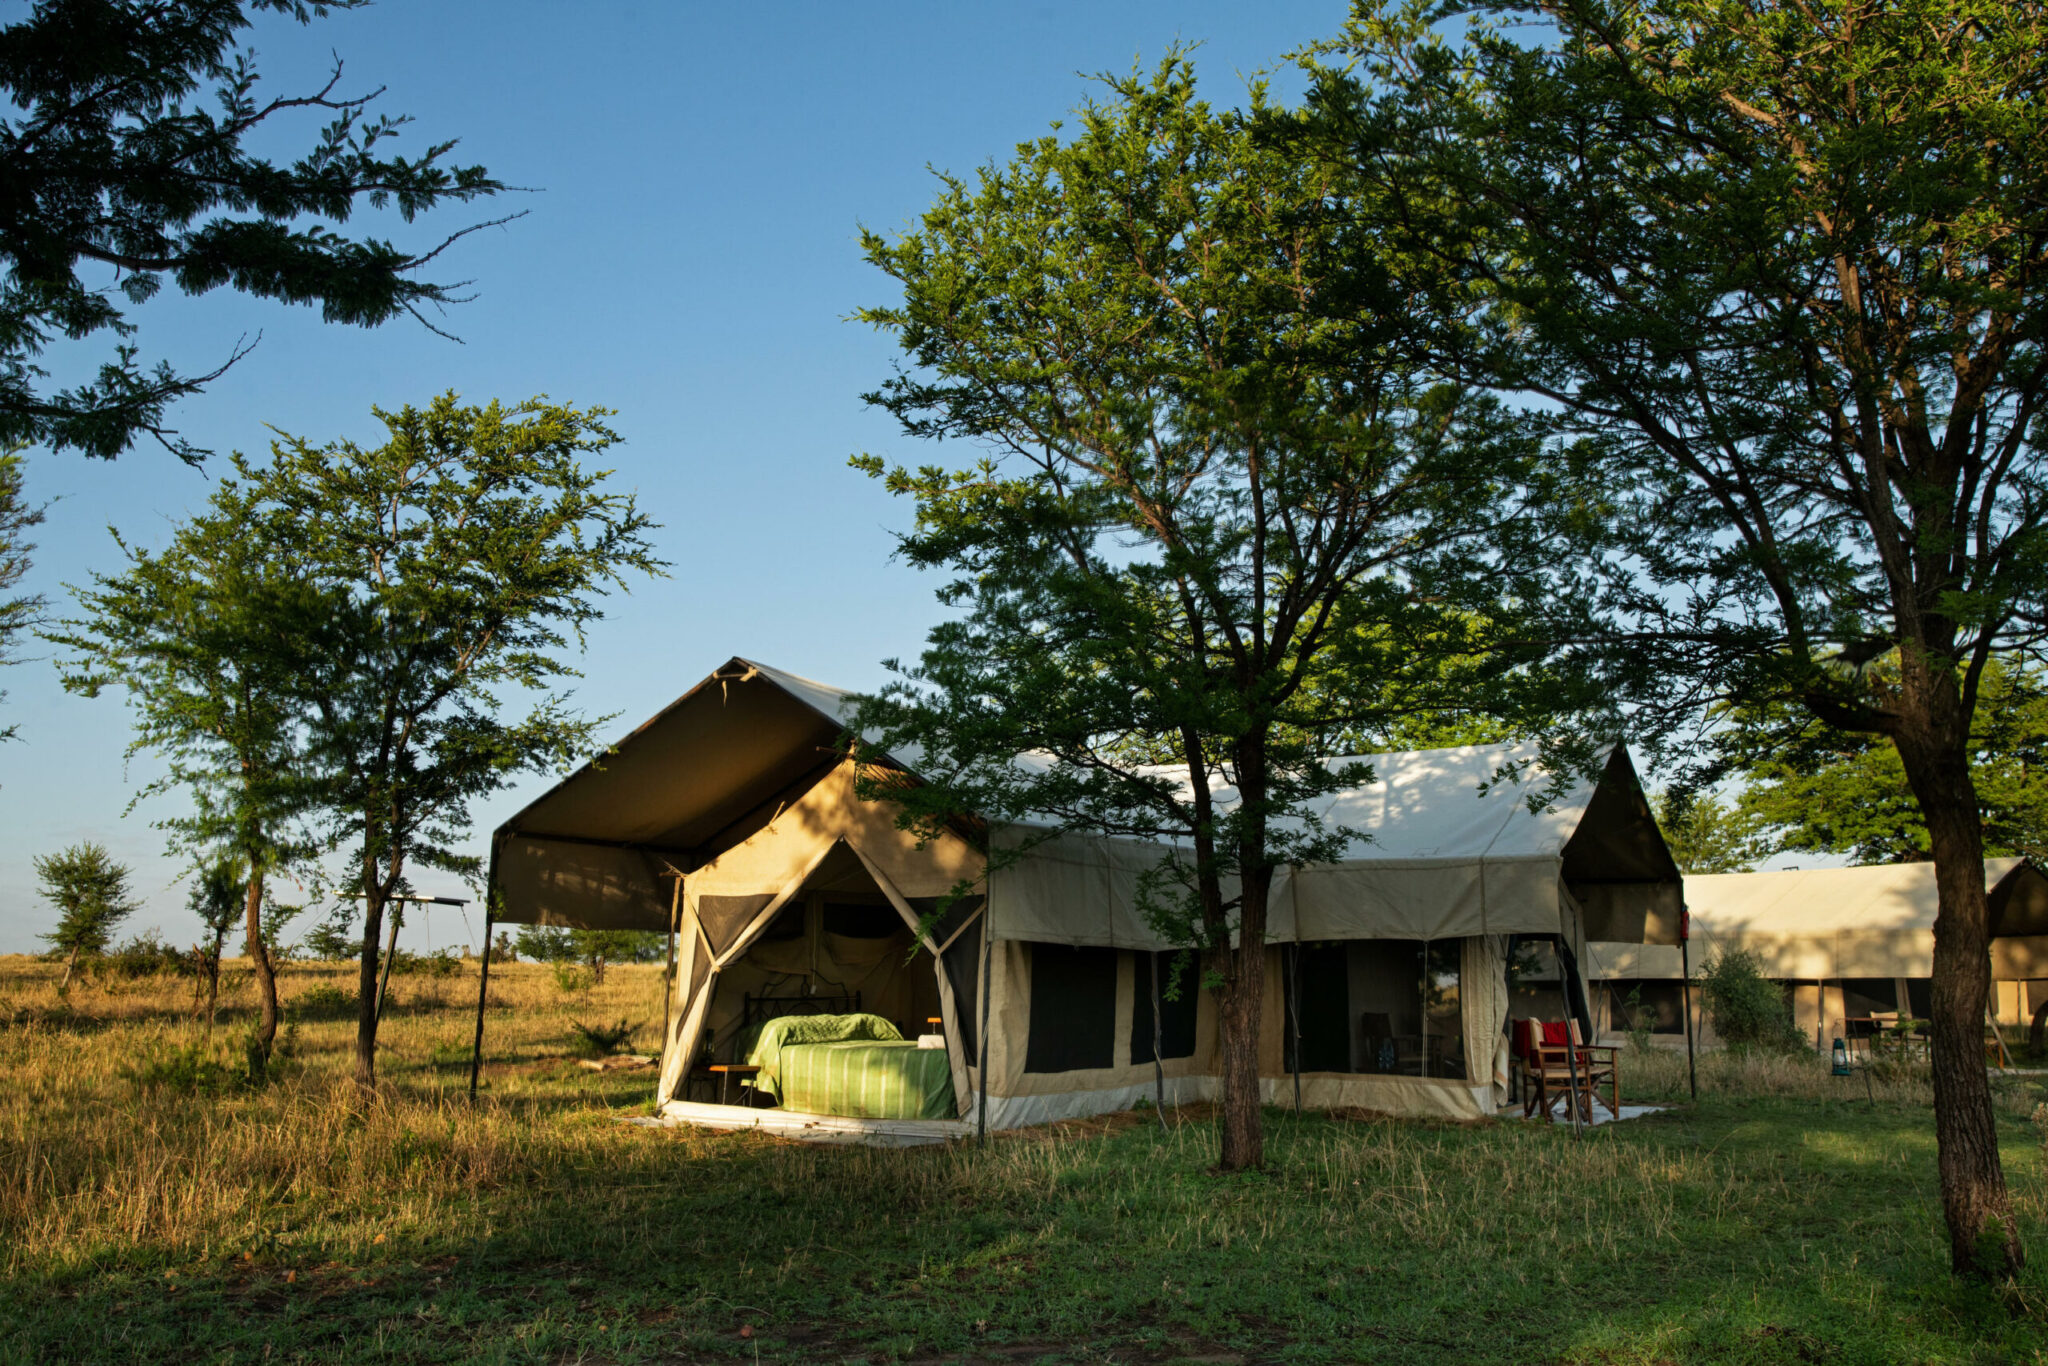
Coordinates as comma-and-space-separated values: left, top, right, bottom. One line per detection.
1541, 1021, 1572, 1048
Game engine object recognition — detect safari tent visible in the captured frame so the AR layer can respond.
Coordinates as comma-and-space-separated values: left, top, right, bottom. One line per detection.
482, 658, 1684, 1134
1587, 860, 2048, 1047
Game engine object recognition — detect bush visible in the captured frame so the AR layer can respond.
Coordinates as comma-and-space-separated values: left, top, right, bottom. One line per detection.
122, 1043, 239, 1095
292, 982, 357, 1018
100, 930, 196, 980
387, 946, 462, 978
551, 961, 594, 993
1698, 949, 1804, 1053
1619, 985, 1658, 1053
569, 1017, 639, 1056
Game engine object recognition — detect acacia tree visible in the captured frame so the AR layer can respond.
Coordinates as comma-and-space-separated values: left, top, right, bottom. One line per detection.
35, 840, 139, 989
1324, 0, 2048, 1273
0, 0, 512, 462
187, 855, 244, 1019
852, 57, 1566, 1171
242, 393, 662, 1086
53, 511, 324, 1052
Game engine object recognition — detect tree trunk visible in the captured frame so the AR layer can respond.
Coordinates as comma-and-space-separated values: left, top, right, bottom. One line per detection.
60, 945, 78, 993
1215, 868, 1271, 1171
355, 870, 386, 1089
243, 866, 279, 1052
2029, 998, 2046, 1059
1897, 721, 2022, 1277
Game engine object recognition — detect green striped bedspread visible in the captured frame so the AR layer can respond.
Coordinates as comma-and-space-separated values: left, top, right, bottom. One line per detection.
773, 1040, 957, 1120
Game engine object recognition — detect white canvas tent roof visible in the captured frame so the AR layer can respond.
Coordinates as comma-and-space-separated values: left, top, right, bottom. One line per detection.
1588, 860, 2048, 981
489, 658, 1684, 949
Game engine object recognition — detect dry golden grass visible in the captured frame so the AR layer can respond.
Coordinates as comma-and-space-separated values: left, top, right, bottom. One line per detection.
3, 954, 2046, 1363
0, 953, 672, 1277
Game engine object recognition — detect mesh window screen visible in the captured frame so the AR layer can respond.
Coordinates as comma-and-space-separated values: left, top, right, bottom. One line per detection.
698, 894, 776, 957
1024, 943, 1118, 1073
915, 897, 986, 1061
1130, 952, 1199, 1063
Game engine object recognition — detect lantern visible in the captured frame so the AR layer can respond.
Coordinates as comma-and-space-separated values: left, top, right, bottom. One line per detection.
1831, 1037, 1851, 1076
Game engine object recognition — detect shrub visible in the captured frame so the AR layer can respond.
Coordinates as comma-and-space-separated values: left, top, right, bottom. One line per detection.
120, 1042, 240, 1096
569, 1017, 639, 1056
1698, 949, 1804, 1053
394, 946, 463, 978
100, 929, 196, 980
293, 982, 357, 1018
1620, 985, 1658, 1053
551, 961, 594, 994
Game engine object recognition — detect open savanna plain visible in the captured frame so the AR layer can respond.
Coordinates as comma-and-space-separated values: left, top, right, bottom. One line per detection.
2, 956, 2047, 1365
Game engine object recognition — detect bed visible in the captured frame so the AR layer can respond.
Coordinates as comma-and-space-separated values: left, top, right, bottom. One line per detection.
743, 1012, 957, 1121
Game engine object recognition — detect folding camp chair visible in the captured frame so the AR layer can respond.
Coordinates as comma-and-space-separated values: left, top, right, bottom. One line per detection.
1512, 1018, 1621, 1123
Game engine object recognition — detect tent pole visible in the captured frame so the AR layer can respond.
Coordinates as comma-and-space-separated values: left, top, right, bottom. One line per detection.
1418, 940, 1429, 1081
1563, 1013, 1585, 1137
1680, 923, 1697, 1101
375, 902, 404, 1026
1987, 1000, 2012, 1072
1288, 943, 1302, 1116
469, 843, 500, 1103
1150, 951, 1166, 1129
977, 924, 993, 1145
661, 871, 682, 1062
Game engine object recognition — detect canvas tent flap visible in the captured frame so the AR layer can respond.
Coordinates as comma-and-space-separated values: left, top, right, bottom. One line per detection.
493, 835, 677, 931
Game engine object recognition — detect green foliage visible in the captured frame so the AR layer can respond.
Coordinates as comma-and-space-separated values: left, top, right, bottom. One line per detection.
249, 394, 660, 918
300, 904, 358, 962
1651, 790, 1763, 874
60, 389, 661, 1081
854, 55, 1598, 1166
0, 0, 512, 462
568, 1017, 639, 1056
1320, 0, 2047, 1271
100, 930, 195, 980
34, 841, 140, 963
1733, 659, 2048, 865
120, 1024, 292, 1094
852, 54, 1583, 1168
1699, 950, 1803, 1055
260, 896, 304, 961
292, 982, 357, 1018
120, 1042, 241, 1097
1618, 985, 1657, 1054
51, 453, 328, 966
514, 926, 660, 986
0, 448, 43, 741
549, 961, 593, 994
386, 946, 461, 979
187, 858, 243, 956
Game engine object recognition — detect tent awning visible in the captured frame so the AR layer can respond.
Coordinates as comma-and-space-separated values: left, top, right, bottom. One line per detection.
491, 659, 1683, 946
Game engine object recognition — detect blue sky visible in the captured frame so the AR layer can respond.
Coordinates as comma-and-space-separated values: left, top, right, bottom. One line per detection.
0, 1, 1354, 954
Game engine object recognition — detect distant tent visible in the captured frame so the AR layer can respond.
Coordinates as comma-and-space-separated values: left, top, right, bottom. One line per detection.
486, 658, 1684, 1131
1587, 861, 2048, 1044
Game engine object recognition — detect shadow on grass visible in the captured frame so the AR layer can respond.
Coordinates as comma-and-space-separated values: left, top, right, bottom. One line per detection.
5, 1096, 2045, 1365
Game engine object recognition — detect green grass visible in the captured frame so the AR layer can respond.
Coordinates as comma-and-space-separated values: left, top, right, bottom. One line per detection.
3, 958, 2047, 1364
